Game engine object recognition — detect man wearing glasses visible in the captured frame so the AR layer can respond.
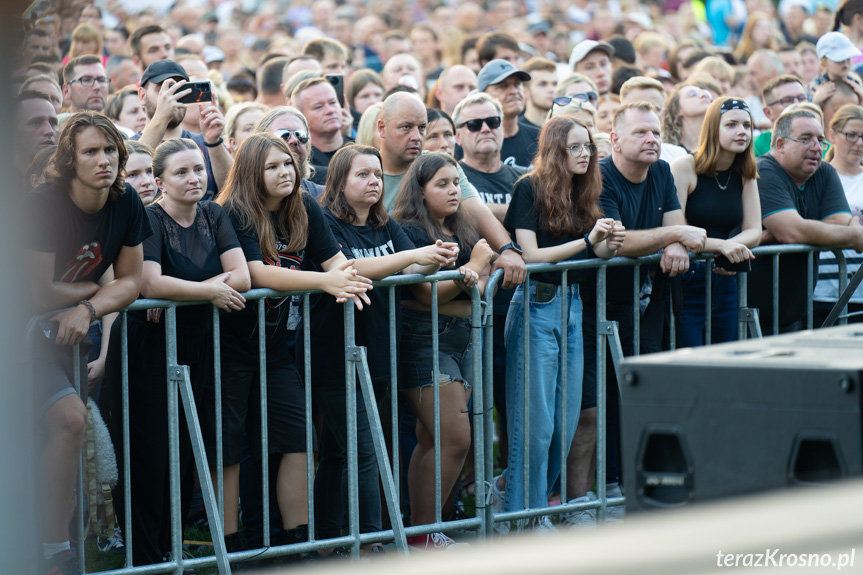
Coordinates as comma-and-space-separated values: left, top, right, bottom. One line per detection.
61, 55, 110, 114
749, 106, 863, 333
754, 75, 810, 157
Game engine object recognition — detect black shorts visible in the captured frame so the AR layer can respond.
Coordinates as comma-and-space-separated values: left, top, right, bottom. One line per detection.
30, 322, 91, 416
210, 359, 311, 466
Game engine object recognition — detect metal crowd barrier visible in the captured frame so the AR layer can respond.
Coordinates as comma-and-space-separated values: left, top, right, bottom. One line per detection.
27, 244, 851, 574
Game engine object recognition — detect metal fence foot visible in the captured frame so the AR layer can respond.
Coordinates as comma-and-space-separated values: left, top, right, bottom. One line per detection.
171, 365, 232, 575
740, 307, 762, 339
348, 346, 409, 555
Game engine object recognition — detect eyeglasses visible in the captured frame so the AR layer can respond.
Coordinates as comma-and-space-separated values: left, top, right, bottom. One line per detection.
682, 87, 712, 102
554, 92, 598, 106
274, 129, 309, 144
456, 116, 502, 132
836, 130, 863, 144
785, 135, 830, 150
69, 76, 110, 88
766, 94, 807, 107
567, 143, 597, 157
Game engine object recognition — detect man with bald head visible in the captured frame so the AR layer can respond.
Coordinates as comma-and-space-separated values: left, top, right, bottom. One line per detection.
434, 65, 478, 115
379, 92, 430, 210
381, 53, 426, 98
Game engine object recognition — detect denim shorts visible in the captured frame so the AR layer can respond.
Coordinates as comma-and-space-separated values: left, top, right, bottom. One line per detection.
398, 307, 473, 391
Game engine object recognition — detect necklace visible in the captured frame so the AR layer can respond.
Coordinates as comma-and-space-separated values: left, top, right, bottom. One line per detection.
714, 169, 733, 190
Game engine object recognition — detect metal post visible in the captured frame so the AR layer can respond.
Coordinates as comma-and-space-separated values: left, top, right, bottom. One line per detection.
522, 272, 530, 510
431, 283, 442, 524
121, 311, 133, 566
559, 273, 568, 506
343, 304, 360, 558
772, 254, 780, 336
806, 251, 814, 330
257, 299, 269, 548
705, 257, 713, 346
212, 306, 224, 523
73, 343, 85, 572
303, 294, 315, 542
596, 268, 608, 522
469, 287, 486, 537
164, 306, 183, 575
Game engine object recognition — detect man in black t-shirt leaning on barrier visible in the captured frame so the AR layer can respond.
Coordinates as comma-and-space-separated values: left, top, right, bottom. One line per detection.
748, 106, 863, 333
29, 112, 151, 575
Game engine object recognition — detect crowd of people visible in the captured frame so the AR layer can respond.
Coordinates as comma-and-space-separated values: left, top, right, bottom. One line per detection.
20, 0, 863, 573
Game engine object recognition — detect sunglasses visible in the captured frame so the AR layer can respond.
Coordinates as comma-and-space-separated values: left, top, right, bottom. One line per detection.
456, 116, 502, 132
554, 92, 598, 106
274, 129, 309, 145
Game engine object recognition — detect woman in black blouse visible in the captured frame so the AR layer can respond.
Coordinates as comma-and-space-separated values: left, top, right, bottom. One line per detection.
215, 132, 372, 557
112, 138, 250, 566
312, 144, 458, 555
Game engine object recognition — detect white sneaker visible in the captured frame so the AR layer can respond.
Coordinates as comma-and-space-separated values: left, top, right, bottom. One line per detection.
408, 532, 469, 552
561, 493, 597, 529
531, 515, 558, 535
97, 528, 125, 555
603, 483, 625, 523
490, 475, 510, 535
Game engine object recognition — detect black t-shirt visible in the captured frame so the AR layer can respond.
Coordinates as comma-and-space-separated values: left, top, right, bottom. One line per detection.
599, 157, 681, 303
459, 161, 524, 207
30, 181, 152, 288
748, 154, 850, 329
501, 123, 540, 170
222, 193, 341, 364
305, 209, 416, 386
459, 160, 523, 314
144, 201, 240, 325
504, 177, 595, 285
310, 136, 354, 185
399, 222, 472, 303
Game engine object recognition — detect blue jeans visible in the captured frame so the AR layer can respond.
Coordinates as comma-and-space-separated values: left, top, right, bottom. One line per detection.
503, 281, 583, 511
680, 261, 739, 347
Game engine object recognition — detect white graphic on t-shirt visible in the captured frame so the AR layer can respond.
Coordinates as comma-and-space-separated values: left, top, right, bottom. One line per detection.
351, 240, 394, 259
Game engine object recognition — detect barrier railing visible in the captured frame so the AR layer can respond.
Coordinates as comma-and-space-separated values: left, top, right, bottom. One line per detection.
28, 244, 852, 573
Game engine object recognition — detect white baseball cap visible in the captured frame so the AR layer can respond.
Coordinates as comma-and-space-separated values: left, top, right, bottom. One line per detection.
569, 40, 615, 70
816, 32, 861, 63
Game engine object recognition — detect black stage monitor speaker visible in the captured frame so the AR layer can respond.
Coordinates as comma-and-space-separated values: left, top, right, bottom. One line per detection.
620, 325, 863, 513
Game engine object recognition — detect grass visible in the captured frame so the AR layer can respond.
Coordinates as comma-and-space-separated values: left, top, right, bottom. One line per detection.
84, 525, 216, 574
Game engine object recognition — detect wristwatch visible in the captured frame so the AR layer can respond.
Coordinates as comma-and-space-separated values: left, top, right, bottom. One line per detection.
499, 241, 523, 255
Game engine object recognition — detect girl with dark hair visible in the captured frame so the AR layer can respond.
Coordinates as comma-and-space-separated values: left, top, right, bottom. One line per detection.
391, 152, 494, 550
834, 0, 863, 68
495, 116, 623, 531
424, 108, 456, 154
311, 144, 458, 555
214, 132, 372, 557
109, 137, 250, 566
123, 140, 157, 205
670, 97, 761, 346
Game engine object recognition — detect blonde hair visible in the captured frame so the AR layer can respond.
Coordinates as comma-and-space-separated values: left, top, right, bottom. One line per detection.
691, 57, 735, 86
619, 76, 665, 101
827, 103, 863, 160
68, 23, 103, 60
555, 73, 598, 97
356, 102, 383, 146
633, 32, 668, 54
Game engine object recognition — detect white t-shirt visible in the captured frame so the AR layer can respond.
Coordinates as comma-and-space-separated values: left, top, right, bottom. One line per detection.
660, 142, 688, 164
814, 170, 863, 303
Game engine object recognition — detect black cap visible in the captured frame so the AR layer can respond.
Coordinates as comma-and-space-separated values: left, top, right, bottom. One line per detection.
607, 36, 636, 65
140, 60, 189, 87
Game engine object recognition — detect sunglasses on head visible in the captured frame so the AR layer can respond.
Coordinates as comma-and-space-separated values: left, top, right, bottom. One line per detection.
554, 92, 598, 106
274, 129, 309, 145
457, 116, 502, 132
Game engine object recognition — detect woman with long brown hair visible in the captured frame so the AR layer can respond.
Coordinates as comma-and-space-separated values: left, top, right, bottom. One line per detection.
495, 116, 624, 532
214, 132, 371, 559
670, 97, 761, 346
392, 152, 495, 550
